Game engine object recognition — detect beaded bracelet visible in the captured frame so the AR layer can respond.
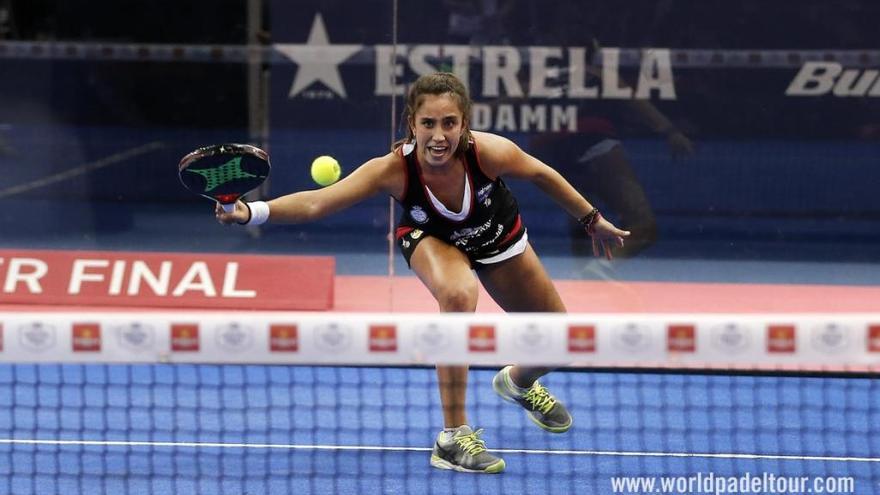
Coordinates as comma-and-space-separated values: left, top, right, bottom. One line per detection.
577, 208, 601, 233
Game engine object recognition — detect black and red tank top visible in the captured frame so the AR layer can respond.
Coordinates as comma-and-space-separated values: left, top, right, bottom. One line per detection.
395, 140, 526, 259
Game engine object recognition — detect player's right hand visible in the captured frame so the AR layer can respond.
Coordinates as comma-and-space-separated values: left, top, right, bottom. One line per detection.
215, 200, 250, 225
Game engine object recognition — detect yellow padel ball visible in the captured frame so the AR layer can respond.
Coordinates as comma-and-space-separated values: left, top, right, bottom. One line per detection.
310, 155, 341, 187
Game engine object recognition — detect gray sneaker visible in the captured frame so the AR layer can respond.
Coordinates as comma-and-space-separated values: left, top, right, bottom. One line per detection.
430, 425, 506, 474
492, 366, 572, 433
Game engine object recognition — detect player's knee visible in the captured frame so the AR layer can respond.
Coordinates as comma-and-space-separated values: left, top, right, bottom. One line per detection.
435, 283, 478, 312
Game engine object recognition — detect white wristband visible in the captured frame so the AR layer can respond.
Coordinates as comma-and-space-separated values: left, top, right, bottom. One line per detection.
245, 201, 270, 226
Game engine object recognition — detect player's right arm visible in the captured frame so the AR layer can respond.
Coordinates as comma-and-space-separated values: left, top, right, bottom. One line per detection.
216, 152, 405, 225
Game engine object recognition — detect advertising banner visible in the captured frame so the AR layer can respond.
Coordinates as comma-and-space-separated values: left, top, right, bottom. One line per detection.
0, 249, 334, 310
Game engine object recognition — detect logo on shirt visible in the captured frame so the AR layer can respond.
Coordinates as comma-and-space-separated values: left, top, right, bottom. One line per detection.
476, 183, 494, 206
451, 219, 493, 244
409, 206, 428, 224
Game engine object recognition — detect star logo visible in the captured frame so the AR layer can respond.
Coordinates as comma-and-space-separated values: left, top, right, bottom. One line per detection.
276, 13, 363, 98
186, 156, 259, 191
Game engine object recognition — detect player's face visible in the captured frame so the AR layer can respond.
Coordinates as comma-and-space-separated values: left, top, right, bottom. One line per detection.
411, 93, 466, 168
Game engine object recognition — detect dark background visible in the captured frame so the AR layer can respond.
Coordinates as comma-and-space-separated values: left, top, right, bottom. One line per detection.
0, 0, 878, 261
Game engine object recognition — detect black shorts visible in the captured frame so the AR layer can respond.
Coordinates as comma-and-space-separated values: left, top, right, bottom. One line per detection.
395, 224, 527, 270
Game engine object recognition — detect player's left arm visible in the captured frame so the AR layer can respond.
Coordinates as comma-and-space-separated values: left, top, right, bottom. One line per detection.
474, 131, 630, 258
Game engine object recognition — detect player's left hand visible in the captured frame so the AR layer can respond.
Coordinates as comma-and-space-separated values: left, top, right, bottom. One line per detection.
586, 216, 630, 260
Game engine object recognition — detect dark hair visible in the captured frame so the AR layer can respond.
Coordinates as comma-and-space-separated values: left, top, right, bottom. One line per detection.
392, 72, 473, 155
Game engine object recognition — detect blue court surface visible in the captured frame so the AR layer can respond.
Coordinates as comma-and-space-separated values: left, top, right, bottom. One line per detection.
1, 365, 877, 494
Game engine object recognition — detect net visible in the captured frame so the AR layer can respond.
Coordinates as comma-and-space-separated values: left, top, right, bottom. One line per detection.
1, 312, 878, 494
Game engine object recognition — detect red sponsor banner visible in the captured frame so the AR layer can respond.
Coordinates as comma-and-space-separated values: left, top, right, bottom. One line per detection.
72, 323, 102, 352
667, 324, 696, 353
0, 248, 334, 310
368, 325, 397, 352
568, 325, 596, 353
468, 325, 496, 352
269, 325, 299, 352
868, 325, 880, 353
767, 325, 796, 353
171, 324, 200, 352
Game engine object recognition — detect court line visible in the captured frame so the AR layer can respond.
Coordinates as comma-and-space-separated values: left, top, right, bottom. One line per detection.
1, 439, 878, 463
0, 141, 165, 199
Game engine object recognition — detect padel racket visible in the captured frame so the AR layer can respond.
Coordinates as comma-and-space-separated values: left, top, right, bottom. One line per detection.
179, 143, 270, 212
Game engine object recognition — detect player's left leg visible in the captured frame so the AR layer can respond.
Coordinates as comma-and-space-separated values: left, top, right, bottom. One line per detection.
477, 243, 573, 433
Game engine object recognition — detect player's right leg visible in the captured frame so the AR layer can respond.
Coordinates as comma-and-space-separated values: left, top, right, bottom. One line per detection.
407, 236, 505, 473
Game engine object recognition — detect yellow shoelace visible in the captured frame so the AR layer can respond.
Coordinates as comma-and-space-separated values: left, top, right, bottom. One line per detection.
522, 383, 556, 415
455, 429, 488, 456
